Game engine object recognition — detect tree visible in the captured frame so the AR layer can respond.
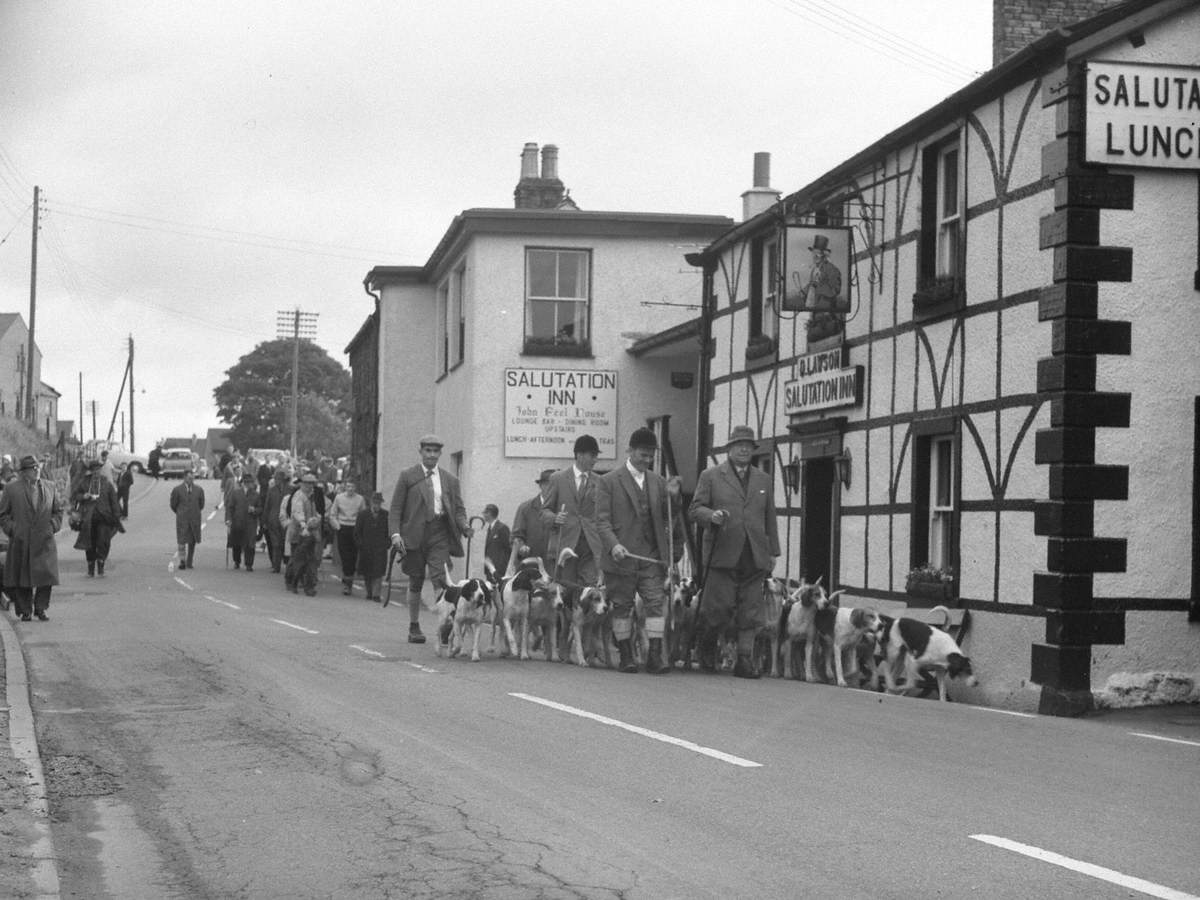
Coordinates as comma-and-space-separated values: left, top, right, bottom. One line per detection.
213, 339, 352, 456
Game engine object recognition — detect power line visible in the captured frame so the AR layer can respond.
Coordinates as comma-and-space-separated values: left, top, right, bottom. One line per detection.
0, 202, 31, 247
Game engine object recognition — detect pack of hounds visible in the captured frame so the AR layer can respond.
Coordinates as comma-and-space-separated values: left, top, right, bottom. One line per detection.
434, 549, 977, 702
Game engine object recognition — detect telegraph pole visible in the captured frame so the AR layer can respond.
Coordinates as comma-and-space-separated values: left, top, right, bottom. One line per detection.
128, 336, 135, 452
275, 309, 318, 459
26, 186, 39, 424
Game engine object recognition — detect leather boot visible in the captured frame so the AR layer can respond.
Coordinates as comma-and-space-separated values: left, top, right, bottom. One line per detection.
697, 626, 718, 672
645, 638, 669, 674
97, 559, 105, 576
87, 560, 95, 577
733, 653, 761, 679
616, 639, 637, 673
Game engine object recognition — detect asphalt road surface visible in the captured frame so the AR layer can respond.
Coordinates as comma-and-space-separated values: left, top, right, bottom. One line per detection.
16, 476, 1200, 899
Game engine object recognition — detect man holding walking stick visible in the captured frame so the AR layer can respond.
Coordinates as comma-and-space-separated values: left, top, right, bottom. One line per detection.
689, 425, 780, 678
595, 427, 684, 674
389, 434, 472, 644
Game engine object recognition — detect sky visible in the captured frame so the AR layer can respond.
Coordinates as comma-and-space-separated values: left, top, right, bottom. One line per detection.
0, 0, 992, 455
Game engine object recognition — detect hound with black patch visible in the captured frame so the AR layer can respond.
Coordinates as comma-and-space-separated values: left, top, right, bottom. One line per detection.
668, 577, 700, 670
449, 576, 496, 662
877, 606, 977, 701
498, 556, 550, 660
818, 602, 883, 687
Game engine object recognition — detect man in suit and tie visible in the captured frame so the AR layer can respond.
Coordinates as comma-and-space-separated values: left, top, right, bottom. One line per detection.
170, 468, 205, 570
689, 425, 781, 678
480, 504, 511, 578
542, 434, 604, 604
0, 455, 63, 621
595, 427, 684, 675
389, 434, 472, 643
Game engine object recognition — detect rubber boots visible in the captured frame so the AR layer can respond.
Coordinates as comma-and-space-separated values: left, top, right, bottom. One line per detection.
645, 638, 669, 675
616, 639, 637, 673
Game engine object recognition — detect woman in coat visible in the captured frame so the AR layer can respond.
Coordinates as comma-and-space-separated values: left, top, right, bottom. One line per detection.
72, 458, 123, 576
354, 491, 390, 602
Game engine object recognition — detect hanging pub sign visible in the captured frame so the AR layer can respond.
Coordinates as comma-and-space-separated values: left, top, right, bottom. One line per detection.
784, 346, 863, 415
1085, 60, 1200, 170
782, 224, 852, 312
504, 367, 618, 459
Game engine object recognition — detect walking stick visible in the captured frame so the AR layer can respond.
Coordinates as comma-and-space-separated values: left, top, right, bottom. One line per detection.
382, 545, 398, 608
465, 515, 486, 576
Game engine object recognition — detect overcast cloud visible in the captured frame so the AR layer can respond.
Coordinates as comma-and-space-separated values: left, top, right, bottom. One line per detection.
0, 0, 990, 452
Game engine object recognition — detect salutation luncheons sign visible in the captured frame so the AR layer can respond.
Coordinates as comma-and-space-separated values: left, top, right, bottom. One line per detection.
504, 368, 618, 459
784, 348, 862, 415
1085, 61, 1200, 169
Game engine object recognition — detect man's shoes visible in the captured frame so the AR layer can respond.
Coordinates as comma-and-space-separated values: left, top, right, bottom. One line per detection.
35, 612, 49, 622
245, 566, 253, 572
616, 639, 637, 673
697, 631, 719, 673
408, 623, 426, 644
342, 580, 352, 596
87, 563, 95, 577
288, 585, 298, 594
733, 653, 761, 679
97, 561, 105, 576
271, 567, 281, 574
20, 613, 31, 622
645, 638, 669, 674
234, 563, 240, 570
304, 589, 316, 597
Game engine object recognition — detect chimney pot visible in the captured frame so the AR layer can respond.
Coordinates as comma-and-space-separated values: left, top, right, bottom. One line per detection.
753, 152, 771, 188
541, 144, 559, 180
520, 142, 539, 180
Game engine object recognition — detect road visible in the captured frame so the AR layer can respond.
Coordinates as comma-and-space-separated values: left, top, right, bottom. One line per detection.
15, 476, 1200, 899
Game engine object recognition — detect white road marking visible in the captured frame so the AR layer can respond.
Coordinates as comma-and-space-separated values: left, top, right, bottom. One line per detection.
204, 595, 240, 610
510, 692, 762, 768
271, 619, 319, 635
174, 577, 192, 589
965, 704, 1037, 718
406, 661, 438, 673
970, 835, 1199, 900
1130, 731, 1200, 748
350, 645, 384, 658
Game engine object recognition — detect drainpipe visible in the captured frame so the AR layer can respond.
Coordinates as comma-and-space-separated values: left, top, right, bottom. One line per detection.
685, 251, 716, 495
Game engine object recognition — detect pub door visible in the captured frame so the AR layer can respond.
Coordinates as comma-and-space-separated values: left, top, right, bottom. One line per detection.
801, 457, 836, 585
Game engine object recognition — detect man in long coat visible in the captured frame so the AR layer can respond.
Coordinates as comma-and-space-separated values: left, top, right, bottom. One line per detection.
0, 455, 62, 621
542, 433, 604, 599
262, 468, 289, 573
689, 425, 781, 678
511, 469, 555, 571
225, 472, 260, 571
388, 434, 472, 643
595, 427, 684, 674
170, 469, 205, 569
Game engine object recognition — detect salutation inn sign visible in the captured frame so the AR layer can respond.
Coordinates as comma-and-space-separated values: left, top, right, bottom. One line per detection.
784, 347, 863, 416
1086, 60, 1200, 169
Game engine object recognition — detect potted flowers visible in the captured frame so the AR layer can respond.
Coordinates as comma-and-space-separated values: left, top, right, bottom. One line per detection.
905, 564, 954, 603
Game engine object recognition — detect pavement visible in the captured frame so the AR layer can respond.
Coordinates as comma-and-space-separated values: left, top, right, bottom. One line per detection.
1, 596, 1197, 898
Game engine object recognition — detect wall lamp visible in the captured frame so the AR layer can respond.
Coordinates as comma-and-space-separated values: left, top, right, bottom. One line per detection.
835, 448, 852, 490
783, 458, 801, 495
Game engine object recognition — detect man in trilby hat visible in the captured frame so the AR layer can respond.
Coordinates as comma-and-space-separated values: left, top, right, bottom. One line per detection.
510, 467, 556, 574
0, 455, 62, 621
689, 425, 780, 678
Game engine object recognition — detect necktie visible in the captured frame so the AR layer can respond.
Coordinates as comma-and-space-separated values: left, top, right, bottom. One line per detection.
579, 472, 587, 493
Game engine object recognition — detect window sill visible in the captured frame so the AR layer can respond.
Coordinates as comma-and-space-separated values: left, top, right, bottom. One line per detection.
522, 338, 593, 359
744, 335, 777, 370
912, 278, 965, 320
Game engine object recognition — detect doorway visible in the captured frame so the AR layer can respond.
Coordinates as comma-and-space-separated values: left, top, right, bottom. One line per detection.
802, 457, 836, 585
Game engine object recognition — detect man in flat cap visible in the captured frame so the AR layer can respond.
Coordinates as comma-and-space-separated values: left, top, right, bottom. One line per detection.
689, 425, 780, 678
510, 467, 556, 573
0, 455, 62, 621
595, 427, 684, 674
542, 434, 604, 615
389, 434, 471, 643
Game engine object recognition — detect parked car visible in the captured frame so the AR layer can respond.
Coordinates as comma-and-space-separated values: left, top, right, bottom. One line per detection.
159, 447, 196, 479
81, 439, 149, 474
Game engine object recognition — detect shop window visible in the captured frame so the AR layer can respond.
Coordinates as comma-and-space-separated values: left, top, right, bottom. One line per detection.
914, 136, 964, 313
524, 248, 591, 357
911, 422, 957, 577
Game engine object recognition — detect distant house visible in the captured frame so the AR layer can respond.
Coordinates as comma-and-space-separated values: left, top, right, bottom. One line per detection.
0, 312, 44, 422
37, 381, 60, 438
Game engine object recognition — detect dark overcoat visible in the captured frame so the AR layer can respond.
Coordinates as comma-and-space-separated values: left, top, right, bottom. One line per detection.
72, 473, 122, 552
225, 485, 260, 548
170, 481, 205, 544
354, 506, 390, 579
0, 476, 62, 588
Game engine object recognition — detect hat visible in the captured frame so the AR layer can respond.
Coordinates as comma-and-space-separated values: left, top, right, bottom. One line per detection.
418, 433, 444, 449
727, 425, 758, 447
537, 468, 556, 484
809, 234, 831, 253
371, 491, 384, 502
300, 473, 317, 484
18, 455, 38, 471
573, 434, 600, 456
629, 427, 658, 451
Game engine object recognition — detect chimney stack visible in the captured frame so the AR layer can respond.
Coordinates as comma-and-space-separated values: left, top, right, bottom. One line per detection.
741, 152, 781, 222
514, 141, 568, 209
993, 0, 1121, 65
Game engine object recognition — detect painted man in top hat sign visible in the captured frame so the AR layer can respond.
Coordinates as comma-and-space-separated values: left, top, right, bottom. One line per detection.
798, 233, 844, 312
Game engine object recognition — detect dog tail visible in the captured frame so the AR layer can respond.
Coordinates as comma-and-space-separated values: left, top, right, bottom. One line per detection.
929, 604, 951, 630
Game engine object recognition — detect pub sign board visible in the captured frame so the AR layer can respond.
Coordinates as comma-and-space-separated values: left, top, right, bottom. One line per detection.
782, 225, 853, 313
784, 347, 863, 415
1085, 60, 1200, 170
504, 367, 618, 459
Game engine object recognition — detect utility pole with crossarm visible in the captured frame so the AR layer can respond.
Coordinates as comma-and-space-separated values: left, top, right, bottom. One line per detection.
275, 309, 318, 459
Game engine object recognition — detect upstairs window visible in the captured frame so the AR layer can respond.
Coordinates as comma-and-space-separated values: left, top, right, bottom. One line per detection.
451, 263, 466, 367
524, 248, 591, 357
915, 135, 964, 312
436, 281, 450, 377
747, 235, 778, 362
